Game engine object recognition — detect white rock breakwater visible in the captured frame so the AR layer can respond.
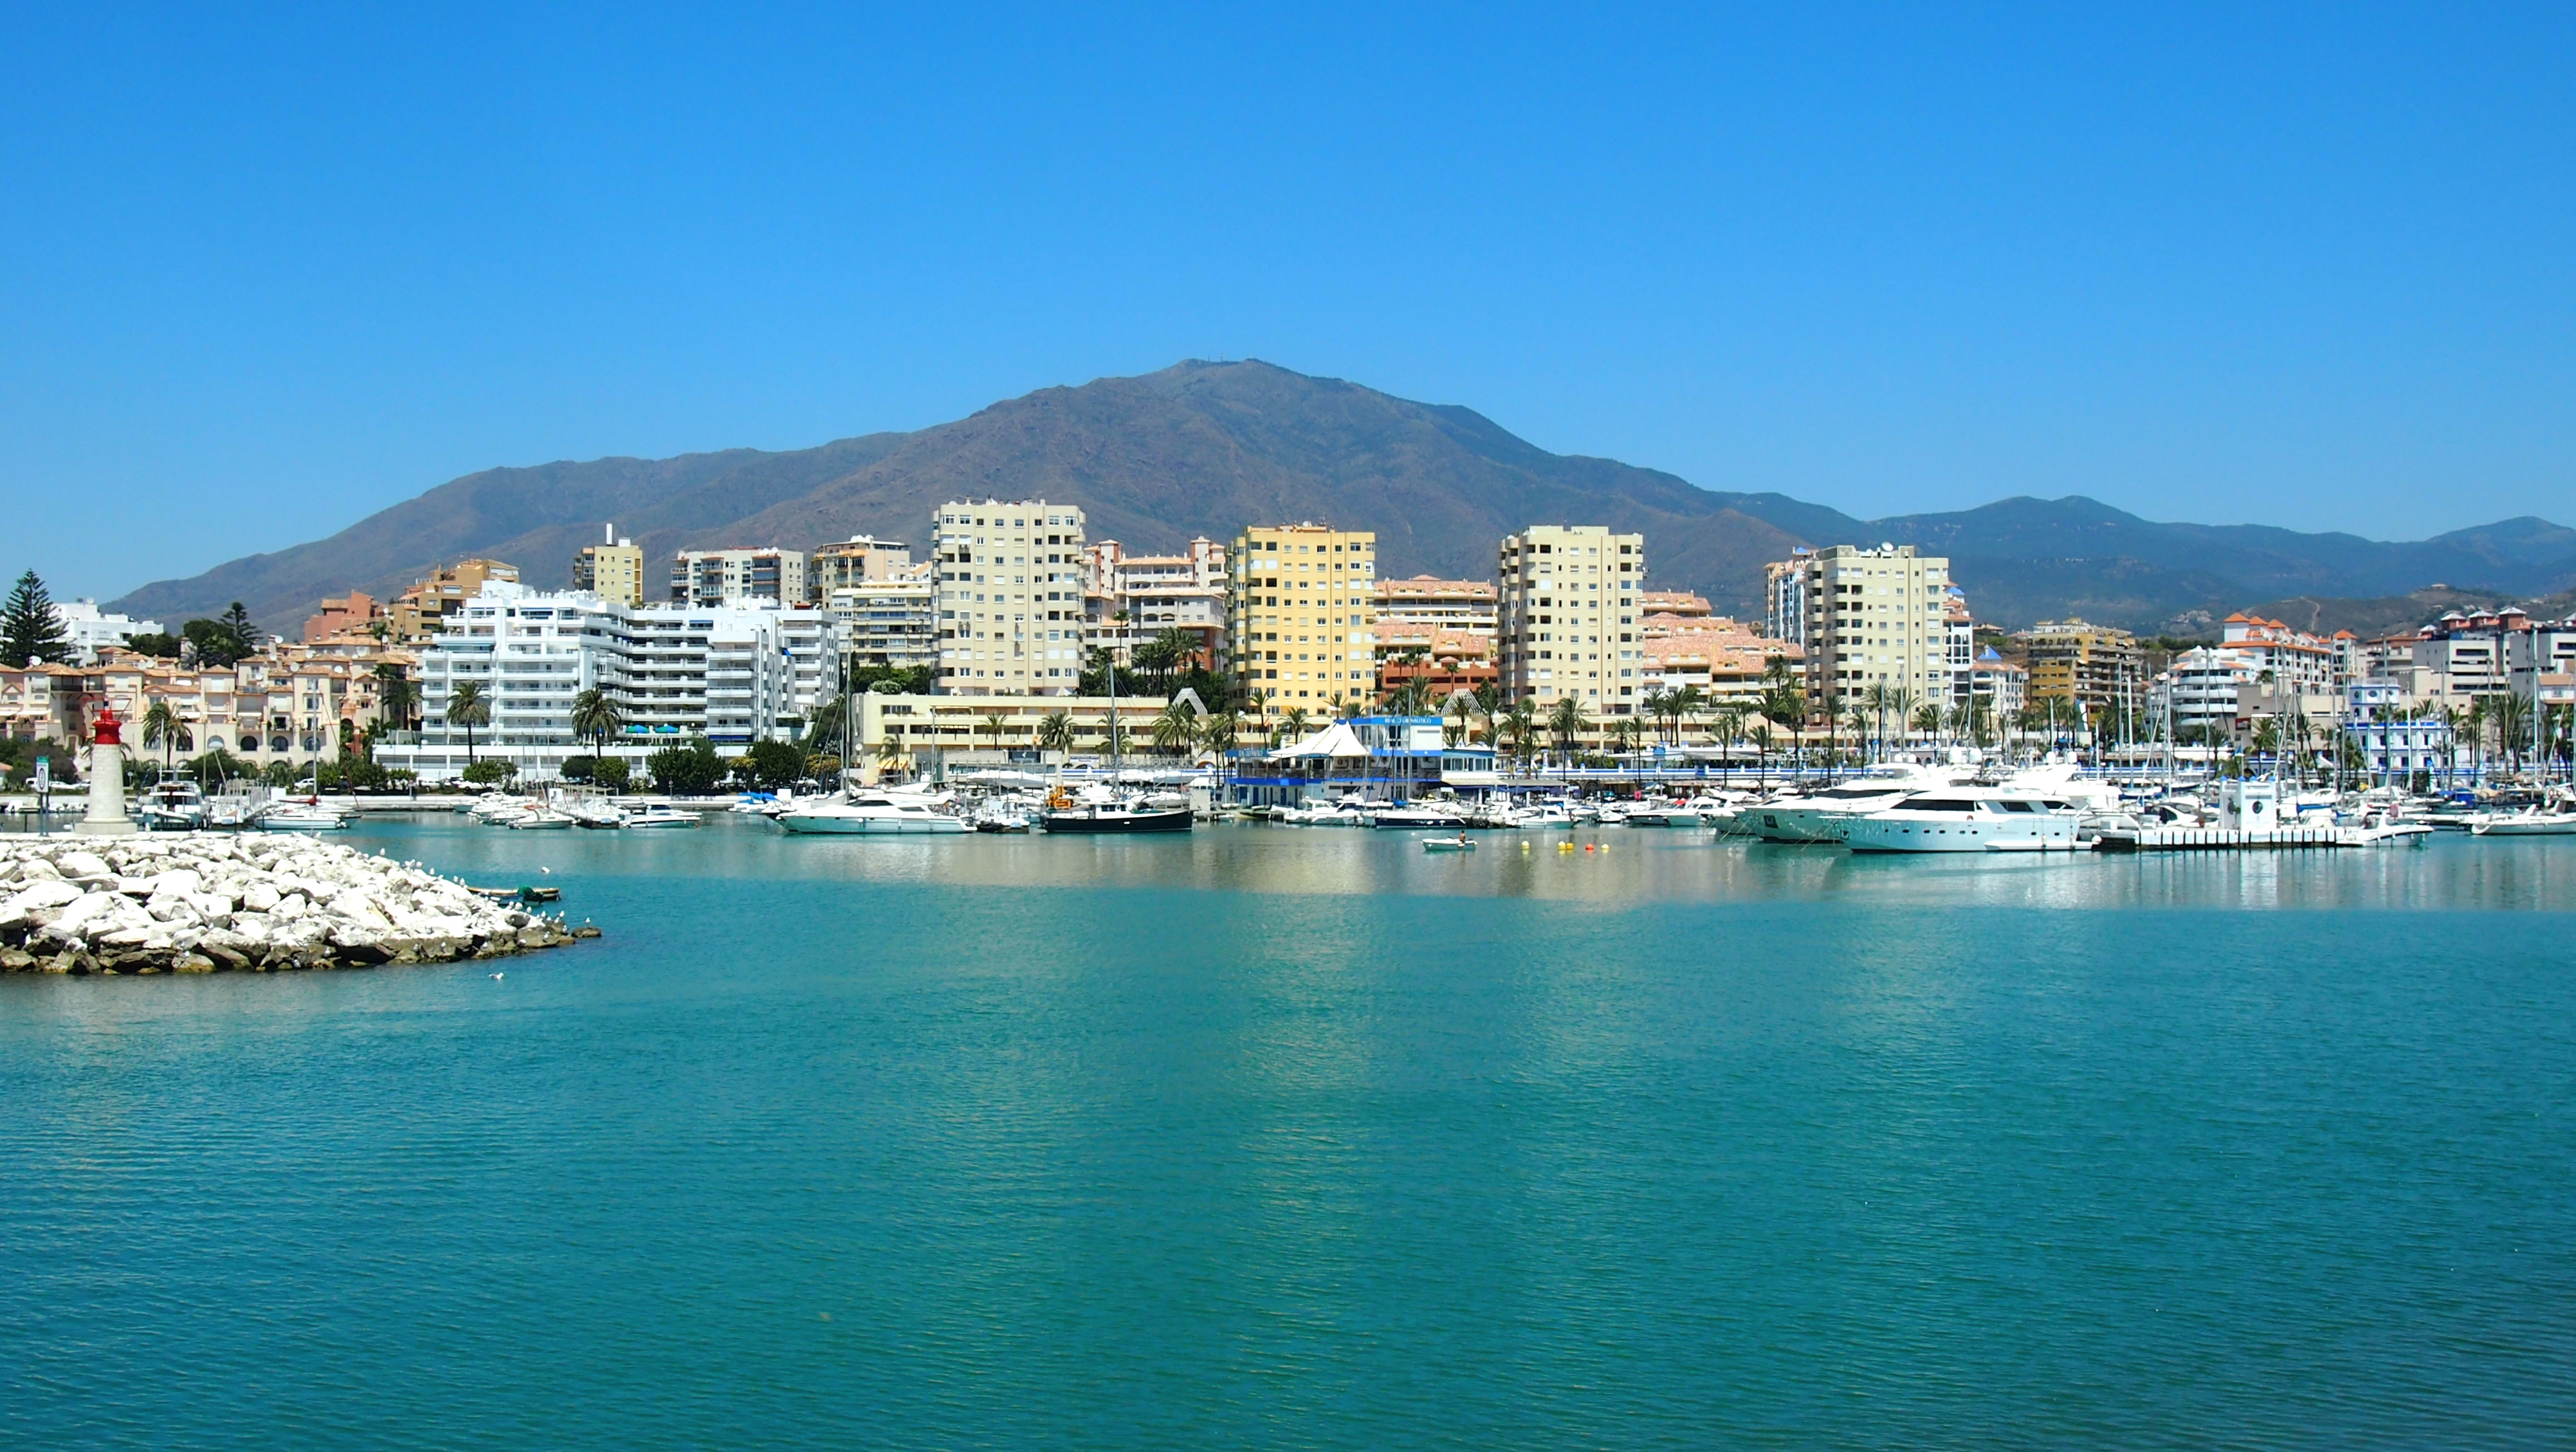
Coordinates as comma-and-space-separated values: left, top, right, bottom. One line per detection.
0, 834, 598, 975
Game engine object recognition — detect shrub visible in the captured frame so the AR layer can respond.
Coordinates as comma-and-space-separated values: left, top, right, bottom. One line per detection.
594, 757, 632, 792
648, 738, 724, 795
462, 759, 516, 786
746, 739, 804, 790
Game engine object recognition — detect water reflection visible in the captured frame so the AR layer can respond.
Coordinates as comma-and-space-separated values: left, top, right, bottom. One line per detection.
334, 816, 2576, 915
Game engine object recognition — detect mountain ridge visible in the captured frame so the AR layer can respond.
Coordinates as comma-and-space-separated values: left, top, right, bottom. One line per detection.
106, 359, 2576, 636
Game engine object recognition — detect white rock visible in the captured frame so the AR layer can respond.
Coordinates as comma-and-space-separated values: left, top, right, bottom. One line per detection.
49, 892, 122, 937
8, 880, 83, 914
57, 850, 111, 881
241, 883, 280, 913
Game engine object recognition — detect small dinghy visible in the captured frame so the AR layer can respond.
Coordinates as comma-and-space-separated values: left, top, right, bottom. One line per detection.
1420, 834, 1475, 852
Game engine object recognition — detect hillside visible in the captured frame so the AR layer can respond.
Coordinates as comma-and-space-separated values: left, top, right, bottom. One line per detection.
108, 360, 2576, 634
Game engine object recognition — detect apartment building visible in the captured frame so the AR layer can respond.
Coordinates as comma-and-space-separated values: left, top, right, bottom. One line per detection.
810, 535, 912, 599
376, 582, 839, 780
8, 645, 401, 774
388, 559, 519, 643
1774, 544, 1954, 716
931, 499, 1088, 696
670, 547, 806, 608
300, 591, 381, 645
2216, 614, 2341, 697
1498, 524, 1645, 717
1944, 590, 1977, 704
1375, 576, 1499, 634
2022, 619, 2146, 717
1968, 649, 2028, 722
2156, 647, 2245, 739
52, 600, 164, 664
1227, 523, 1379, 722
826, 563, 938, 674
572, 528, 646, 607
1765, 549, 1817, 648
1640, 629, 1798, 712
1375, 625, 1496, 704
1086, 537, 1228, 667
855, 690, 1173, 779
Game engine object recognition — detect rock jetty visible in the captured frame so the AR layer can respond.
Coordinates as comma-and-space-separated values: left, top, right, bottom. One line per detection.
0, 834, 598, 975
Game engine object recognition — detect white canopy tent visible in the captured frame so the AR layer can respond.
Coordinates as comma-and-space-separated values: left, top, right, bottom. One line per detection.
1267, 722, 1374, 762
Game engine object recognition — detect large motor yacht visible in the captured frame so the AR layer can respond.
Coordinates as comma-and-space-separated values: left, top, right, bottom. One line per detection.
777, 789, 970, 835
1840, 786, 2087, 853
1746, 764, 1955, 844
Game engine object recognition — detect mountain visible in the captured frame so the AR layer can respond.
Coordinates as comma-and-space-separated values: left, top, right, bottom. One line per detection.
107, 359, 2576, 635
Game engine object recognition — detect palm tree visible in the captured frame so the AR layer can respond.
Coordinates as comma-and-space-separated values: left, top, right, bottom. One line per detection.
875, 731, 911, 780
1546, 696, 1589, 766
141, 697, 179, 780
444, 681, 490, 766
1843, 705, 1870, 765
1499, 701, 1540, 767
372, 661, 416, 731
1710, 702, 1748, 774
1443, 692, 1472, 748
1910, 702, 1944, 745
1611, 716, 1643, 762
1152, 699, 1199, 757
1035, 710, 1075, 756
1383, 679, 1429, 717
1199, 710, 1239, 758
1641, 688, 1674, 746
1277, 706, 1312, 745
1748, 719, 1775, 786
570, 687, 623, 759
978, 710, 1011, 754
1670, 685, 1705, 748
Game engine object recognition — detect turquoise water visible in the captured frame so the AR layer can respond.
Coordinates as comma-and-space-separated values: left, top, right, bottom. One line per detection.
5, 820, 2573, 1448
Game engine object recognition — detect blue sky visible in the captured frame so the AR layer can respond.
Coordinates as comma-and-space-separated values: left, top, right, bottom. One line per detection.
6, 5, 2573, 601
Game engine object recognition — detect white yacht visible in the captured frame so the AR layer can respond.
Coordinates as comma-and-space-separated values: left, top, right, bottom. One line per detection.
1747, 765, 1953, 843
2471, 791, 2576, 837
1840, 787, 2087, 853
777, 790, 969, 835
625, 805, 701, 829
254, 800, 353, 832
1371, 801, 1468, 829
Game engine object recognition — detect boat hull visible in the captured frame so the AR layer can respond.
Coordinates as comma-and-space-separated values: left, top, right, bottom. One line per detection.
1039, 809, 1192, 834
778, 814, 969, 834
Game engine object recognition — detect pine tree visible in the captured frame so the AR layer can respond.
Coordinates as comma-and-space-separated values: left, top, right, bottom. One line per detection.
219, 601, 264, 652
1, 571, 71, 667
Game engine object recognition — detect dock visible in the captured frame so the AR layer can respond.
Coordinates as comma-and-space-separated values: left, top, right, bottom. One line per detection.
2096, 825, 2352, 852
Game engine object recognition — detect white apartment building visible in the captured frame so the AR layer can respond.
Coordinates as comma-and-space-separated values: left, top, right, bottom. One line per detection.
378, 583, 838, 780
53, 600, 163, 665
1766, 549, 1817, 648
2157, 647, 2247, 739
827, 563, 939, 674
2218, 614, 2343, 696
1944, 590, 1977, 704
670, 547, 807, 607
931, 499, 1088, 695
1777, 544, 1955, 713
1498, 524, 1645, 716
